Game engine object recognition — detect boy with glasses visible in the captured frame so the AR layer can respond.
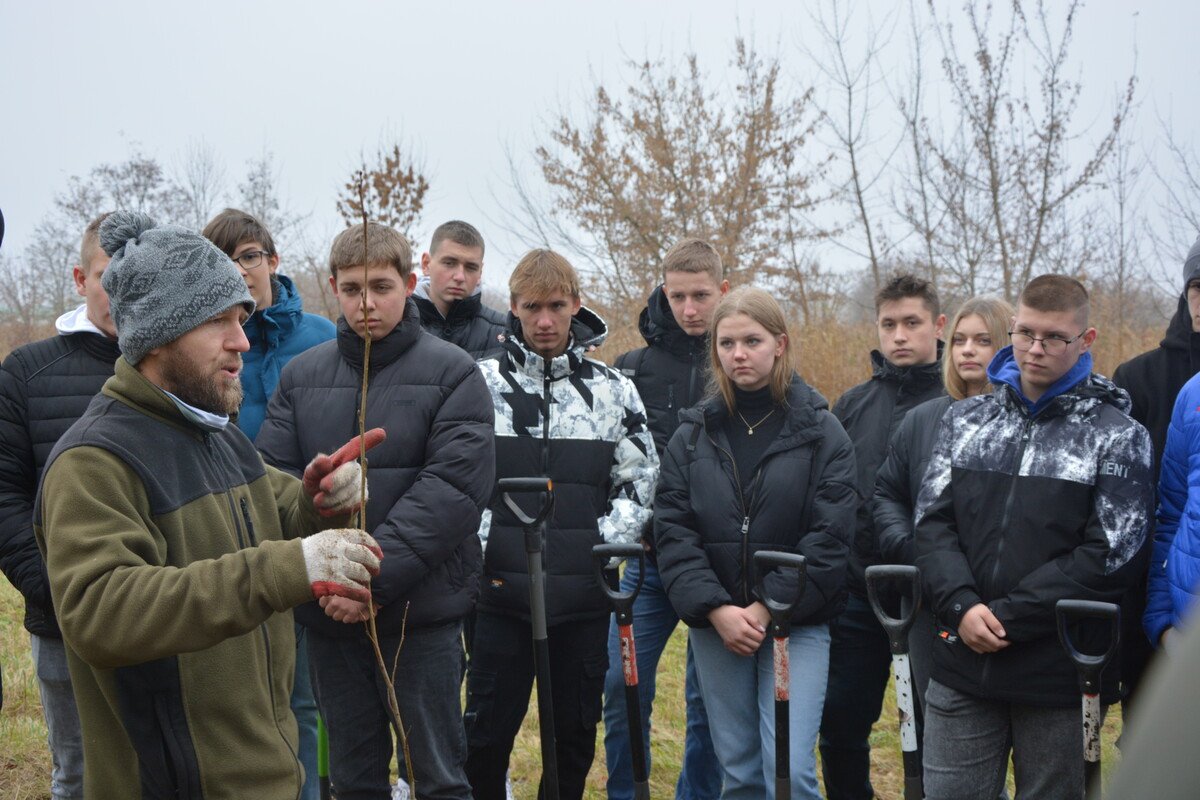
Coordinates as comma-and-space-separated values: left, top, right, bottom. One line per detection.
914, 275, 1153, 799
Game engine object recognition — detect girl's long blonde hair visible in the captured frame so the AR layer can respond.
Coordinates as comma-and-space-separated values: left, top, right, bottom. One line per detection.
708, 287, 795, 411
943, 296, 1015, 400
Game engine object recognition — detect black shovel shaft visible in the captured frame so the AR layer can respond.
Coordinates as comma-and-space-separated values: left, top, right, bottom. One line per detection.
774, 634, 791, 800
1056, 599, 1119, 800
533, 636, 560, 800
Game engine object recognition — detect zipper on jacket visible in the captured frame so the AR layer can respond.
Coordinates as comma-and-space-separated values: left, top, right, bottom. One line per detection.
991, 418, 1034, 592
541, 359, 552, 475
706, 430, 762, 604
667, 384, 675, 411
240, 497, 258, 546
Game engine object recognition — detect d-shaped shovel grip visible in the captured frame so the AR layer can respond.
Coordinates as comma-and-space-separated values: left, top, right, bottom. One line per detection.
592, 543, 646, 611
1056, 599, 1120, 695
865, 565, 923, 655
497, 477, 555, 528
754, 551, 808, 634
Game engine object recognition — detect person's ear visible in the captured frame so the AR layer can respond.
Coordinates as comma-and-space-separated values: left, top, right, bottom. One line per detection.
719, 279, 730, 296
775, 332, 788, 358
267, 253, 280, 276
934, 313, 947, 339
73, 265, 87, 297
405, 271, 418, 297
328, 274, 339, 297
420, 252, 432, 276
570, 295, 582, 316
1081, 327, 1098, 351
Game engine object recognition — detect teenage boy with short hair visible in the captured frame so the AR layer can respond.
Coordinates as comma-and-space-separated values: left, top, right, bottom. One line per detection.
257, 222, 496, 800
35, 211, 380, 798
603, 238, 726, 800
819, 274, 946, 800
465, 249, 658, 800
413, 219, 506, 358
915, 275, 1153, 799
203, 207, 336, 799
0, 212, 117, 800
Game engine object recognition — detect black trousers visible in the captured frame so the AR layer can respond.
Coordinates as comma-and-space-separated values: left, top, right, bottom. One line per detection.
464, 611, 609, 800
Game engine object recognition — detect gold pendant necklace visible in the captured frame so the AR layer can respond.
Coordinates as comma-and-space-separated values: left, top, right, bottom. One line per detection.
737, 408, 775, 435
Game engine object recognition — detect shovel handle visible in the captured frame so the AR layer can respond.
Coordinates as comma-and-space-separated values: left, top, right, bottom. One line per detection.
497, 477, 555, 528
1056, 599, 1120, 695
592, 544, 646, 606
753, 551, 808, 633
865, 565, 922, 654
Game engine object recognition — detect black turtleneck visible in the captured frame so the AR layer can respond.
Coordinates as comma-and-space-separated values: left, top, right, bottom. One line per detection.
722, 384, 786, 494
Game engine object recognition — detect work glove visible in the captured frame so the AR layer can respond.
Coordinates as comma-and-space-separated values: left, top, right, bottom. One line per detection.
302, 428, 386, 516
301, 528, 383, 603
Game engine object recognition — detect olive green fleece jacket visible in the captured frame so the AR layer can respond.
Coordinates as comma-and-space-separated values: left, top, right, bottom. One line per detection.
34, 357, 347, 800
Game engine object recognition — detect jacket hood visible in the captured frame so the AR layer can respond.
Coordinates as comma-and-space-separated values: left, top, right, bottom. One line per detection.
638, 285, 705, 358
1160, 291, 1196, 352
413, 275, 487, 323
245, 274, 303, 340
869, 342, 945, 384
500, 305, 609, 379
987, 346, 1129, 417
55, 304, 110, 338
336, 297, 423, 373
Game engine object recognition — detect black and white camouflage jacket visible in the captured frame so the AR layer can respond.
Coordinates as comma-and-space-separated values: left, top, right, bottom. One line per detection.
475, 307, 659, 624
914, 351, 1154, 706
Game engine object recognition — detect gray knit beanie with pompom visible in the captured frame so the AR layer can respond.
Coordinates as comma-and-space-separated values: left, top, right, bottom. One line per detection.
99, 211, 255, 364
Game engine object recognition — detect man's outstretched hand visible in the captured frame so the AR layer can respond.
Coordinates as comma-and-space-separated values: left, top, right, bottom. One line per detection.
301, 528, 383, 603
302, 428, 386, 516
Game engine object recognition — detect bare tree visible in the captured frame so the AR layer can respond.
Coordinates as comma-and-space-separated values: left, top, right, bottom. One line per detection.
509, 39, 836, 320
1149, 117, 1200, 293
175, 139, 228, 231
911, 0, 1135, 300
335, 143, 430, 242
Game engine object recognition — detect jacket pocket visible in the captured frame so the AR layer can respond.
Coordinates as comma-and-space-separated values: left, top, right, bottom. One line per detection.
579, 656, 607, 729
464, 669, 498, 748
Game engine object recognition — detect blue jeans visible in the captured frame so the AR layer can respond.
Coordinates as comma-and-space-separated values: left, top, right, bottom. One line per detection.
309, 622, 471, 800
603, 559, 720, 800
818, 592, 894, 800
292, 623, 319, 800
31, 634, 84, 800
690, 623, 830, 800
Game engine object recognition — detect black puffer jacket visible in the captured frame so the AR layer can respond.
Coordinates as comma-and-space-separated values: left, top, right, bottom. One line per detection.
0, 327, 120, 637
615, 286, 709, 456
655, 377, 858, 628
833, 348, 944, 596
1113, 292, 1200, 474
873, 395, 954, 566
915, 360, 1153, 706
256, 299, 496, 637
475, 308, 658, 625
413, 278, 507, 359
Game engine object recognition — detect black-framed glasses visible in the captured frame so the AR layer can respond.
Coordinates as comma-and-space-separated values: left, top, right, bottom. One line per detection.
1008, 329, 1086, 356
231, 250, 272, 270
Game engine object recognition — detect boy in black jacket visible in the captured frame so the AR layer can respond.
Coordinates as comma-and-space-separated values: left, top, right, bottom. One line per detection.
603, 238, 727, 800
257, 222, 496, 800
413, 220, 506, 359
915, 275, 1153, 799
819, 274, 945, 800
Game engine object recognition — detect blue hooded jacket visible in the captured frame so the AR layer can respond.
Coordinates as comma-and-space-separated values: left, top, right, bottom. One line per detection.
986, 345, 1093, 417
1145, 370, 1200, 646
239, 274, 335, 441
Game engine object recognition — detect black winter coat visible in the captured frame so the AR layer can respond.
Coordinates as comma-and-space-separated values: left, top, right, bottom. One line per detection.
655, 377, 858, 628
833, 349, 944, 596
914, 372, 1154, 705
615, 286, 709, 456
0, 330, 120, 637
256, 300, 496, 637
475, 308, 659, 625
1112, 292, 1200, 474
413, 281, 507, 359
873, 395, 953, 566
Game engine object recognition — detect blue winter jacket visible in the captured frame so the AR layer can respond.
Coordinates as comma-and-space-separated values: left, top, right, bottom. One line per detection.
239, 274, 336, 441
1146, 370, 1200, 646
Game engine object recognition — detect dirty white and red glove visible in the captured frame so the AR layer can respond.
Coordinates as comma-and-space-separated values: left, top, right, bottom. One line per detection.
301, 528, 383, 603
302, 428, 386, 517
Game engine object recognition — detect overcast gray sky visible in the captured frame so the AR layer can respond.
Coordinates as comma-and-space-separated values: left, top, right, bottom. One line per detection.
3, 0, 1197, 292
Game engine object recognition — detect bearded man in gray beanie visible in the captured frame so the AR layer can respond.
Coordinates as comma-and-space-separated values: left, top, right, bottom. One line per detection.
1112, 232, 1200, 719
33, 211, 388, 799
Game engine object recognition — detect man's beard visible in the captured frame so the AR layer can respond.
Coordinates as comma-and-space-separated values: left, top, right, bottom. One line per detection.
159, 346, 243, 416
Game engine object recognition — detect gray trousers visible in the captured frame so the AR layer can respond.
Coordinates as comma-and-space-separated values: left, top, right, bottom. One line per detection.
31, 634, 84, 800
923, 679, 1088, 800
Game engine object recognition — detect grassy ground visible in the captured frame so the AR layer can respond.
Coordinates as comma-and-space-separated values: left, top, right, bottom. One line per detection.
1, 579, 1125, 799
